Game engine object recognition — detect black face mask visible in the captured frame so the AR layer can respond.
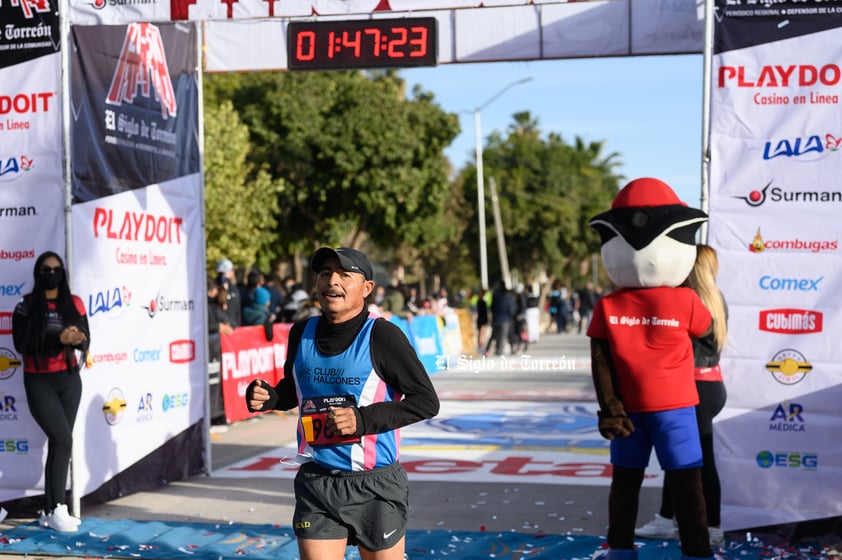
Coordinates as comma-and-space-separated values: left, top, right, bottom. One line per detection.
38, 270, 63, 290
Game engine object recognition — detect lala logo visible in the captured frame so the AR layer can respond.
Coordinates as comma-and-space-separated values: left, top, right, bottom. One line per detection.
0, 155, 35, 183
106, 23, 177, 119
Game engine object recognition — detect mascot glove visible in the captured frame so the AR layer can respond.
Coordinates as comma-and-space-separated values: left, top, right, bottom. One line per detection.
597, 411, 635, 440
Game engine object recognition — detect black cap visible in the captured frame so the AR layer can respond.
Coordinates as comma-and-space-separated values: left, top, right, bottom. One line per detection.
311, 247, 373, 280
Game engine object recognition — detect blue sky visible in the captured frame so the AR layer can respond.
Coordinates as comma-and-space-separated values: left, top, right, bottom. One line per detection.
401, 54, 706, 208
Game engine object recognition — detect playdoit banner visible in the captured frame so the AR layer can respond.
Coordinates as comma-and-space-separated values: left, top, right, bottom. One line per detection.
0, 18, 205, 505
68, 22, 205, 498
707, 3, 842, 530
0, 2, 66, 503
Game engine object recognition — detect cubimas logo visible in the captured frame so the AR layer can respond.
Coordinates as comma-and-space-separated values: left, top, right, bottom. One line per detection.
759, 309, 823, 334
748, 228, 838, 253
735, 180, 842, 207
765, 349, 811, 385
106, 23, 177, 119
0, 312, 12, 335
169, 339, 195, 363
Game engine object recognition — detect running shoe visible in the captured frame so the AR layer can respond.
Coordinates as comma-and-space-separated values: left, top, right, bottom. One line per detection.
635, 513, 679, 539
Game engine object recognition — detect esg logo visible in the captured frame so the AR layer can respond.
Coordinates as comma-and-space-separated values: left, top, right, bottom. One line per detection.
756, 450, 817, 470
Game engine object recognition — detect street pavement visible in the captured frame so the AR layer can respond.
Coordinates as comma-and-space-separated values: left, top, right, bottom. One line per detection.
0, 329, 663, 559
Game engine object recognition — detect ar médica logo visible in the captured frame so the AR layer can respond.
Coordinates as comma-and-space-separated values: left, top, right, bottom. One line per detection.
105, 23, 177, 120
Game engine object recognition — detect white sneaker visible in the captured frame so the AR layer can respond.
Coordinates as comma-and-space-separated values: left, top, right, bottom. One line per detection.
709, 526, 724, 547
635, 513, 679, 539
43, 504, 80, 533
53, 504, 82, 526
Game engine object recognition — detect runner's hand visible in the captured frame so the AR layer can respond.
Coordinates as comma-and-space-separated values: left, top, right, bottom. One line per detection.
246, 380, 272, 412
327, 406, 358, 437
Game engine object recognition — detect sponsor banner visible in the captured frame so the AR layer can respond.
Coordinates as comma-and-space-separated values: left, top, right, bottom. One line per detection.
709, 18, 842, 529
408, 314, 445, 374
220, 323, 291, 424
0, 20, 65, 499
0, 0, 60, 69
70, 175, 205, 496
214, 400, 665, 486
70, 23, 199, 202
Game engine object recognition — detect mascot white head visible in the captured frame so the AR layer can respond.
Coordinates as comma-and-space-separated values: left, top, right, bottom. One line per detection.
589, 177, 708, 288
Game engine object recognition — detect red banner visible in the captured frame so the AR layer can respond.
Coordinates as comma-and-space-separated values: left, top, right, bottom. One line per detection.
220, 323, 291, 423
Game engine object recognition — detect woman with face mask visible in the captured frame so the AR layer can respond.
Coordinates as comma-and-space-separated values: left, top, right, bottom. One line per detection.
11, 251, 90, 532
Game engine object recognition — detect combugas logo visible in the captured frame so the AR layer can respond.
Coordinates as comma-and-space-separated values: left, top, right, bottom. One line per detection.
759, 309, 823, 334
765, 349, 811, 385
748, 228, 838, 253
735, 180, 842, 207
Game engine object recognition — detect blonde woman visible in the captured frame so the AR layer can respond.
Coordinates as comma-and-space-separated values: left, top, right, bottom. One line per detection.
636, 245, 728, 547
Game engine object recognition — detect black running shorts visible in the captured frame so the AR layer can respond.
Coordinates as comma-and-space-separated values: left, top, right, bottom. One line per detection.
292, 461, 409, 551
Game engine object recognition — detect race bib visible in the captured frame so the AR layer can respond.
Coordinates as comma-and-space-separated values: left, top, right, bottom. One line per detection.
300, 395, 360, 446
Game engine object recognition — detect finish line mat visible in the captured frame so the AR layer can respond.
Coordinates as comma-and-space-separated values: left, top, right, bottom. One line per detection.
0, 518, 831, 560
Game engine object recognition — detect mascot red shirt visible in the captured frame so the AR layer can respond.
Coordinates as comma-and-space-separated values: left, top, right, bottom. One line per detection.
588, 286, 710, 412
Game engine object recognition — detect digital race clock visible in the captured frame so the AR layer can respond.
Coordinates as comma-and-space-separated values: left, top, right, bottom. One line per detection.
287, 17, 438, 71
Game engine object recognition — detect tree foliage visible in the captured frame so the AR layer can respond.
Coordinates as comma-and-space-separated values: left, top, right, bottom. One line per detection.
202, 71, 624, 295
204, 71, 460, 266
203, 99, 284, 272
455, 111, 621, 290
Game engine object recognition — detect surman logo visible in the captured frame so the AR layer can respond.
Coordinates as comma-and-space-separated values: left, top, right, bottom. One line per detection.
106, 23, 177, 119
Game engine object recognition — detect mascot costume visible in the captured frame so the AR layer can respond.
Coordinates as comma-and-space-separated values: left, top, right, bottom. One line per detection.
587, 178, 713, 560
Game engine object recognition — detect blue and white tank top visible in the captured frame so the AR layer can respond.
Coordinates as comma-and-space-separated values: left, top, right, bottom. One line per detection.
294, 316, 400, 471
